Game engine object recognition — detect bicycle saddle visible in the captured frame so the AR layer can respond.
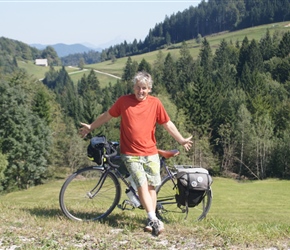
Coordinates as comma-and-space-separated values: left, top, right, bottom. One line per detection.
158, 149, 179, 158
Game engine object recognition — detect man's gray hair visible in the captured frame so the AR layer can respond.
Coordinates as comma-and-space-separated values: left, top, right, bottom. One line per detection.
132, 71, 153, 88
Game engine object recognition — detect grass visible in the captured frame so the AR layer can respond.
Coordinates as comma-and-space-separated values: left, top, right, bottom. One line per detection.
69, 68, 120, 88
1, 177, 289, 249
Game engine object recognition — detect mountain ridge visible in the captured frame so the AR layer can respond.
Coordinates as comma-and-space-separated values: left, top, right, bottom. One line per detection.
30, 43, 102, 57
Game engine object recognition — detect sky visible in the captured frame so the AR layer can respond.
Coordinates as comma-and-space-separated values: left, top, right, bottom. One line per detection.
0, 0, 202, 48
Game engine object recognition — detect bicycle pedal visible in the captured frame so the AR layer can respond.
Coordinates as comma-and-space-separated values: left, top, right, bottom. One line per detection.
117, 204, 123, 210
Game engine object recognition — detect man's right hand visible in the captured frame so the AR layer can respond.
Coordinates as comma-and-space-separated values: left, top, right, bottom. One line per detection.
79, 122, 91, 138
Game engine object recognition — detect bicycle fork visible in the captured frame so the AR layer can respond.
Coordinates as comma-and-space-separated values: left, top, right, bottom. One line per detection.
86, 170, 109, 199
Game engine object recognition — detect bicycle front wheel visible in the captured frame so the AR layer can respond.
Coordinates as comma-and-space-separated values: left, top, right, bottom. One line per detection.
59, 166, 121, 221
156, 174, 212, 222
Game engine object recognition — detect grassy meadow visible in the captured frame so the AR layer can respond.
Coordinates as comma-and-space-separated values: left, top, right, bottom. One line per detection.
0, 177, 289, 249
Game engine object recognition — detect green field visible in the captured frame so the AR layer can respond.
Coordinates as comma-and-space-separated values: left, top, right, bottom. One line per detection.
17, 61, 120, 88
18, 21, 290, 86
1, 177, 289, 249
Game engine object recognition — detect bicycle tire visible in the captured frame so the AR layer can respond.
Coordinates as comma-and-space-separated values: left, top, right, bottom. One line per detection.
156, 173, 212, 222
59, 166, 121, 221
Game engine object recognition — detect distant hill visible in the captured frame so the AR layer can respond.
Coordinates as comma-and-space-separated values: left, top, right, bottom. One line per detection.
30, 43, 102, 57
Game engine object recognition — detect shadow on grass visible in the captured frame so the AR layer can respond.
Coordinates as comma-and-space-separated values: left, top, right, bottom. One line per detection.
24, 206, 146, 229
23, 207, 63, 218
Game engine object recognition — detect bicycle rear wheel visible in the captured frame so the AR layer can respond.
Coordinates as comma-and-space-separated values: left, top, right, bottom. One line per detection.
156, 174, 212, 222
59, 166, 121, 221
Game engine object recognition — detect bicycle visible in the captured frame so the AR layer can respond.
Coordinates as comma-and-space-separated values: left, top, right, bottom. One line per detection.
59, 137, 212, 222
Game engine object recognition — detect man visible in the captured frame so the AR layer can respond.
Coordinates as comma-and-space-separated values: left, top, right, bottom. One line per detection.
79, 71, 192, 236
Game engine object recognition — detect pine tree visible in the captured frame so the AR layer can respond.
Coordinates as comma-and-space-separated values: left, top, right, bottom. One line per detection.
122, 57, 138, 94
247, 39, 264, 73
259, 29, 275, 61
101, 86, 113, 112
122, 57, 137, 82
272, 57, 290, 84
162, 53, 178, 98
211, 39, 238, 142
183, 65, 213, 134
152, 50, 165, 94
199, 38, 213, 76
175, 42, 195, 107
0, 73, 52, 190
138, 58, 152, 73
32, 88, 52, 125
277, 31, 290, 58
237, 36, 250, 78
77, 70, 103, 125
77, 74, 88, 96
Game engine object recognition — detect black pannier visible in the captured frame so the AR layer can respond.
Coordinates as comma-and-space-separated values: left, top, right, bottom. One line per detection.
175, 167, 212, 208
87, 136, 110, 165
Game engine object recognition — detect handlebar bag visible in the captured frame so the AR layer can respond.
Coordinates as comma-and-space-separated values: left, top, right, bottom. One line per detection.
87, 136, 110, 165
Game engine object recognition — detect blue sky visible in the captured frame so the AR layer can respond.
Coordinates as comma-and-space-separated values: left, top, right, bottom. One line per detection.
0, 0, 202, 48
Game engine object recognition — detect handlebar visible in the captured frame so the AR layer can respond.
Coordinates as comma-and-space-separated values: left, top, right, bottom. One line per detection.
104, 142, 120, 168
88, 136, 120, 168
104, 142, 118, 158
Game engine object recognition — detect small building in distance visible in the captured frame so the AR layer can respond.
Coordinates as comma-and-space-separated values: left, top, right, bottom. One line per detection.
35, 59, 48, 67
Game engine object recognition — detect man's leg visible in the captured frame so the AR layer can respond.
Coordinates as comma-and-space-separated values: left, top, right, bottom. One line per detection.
138, 182, 156, 213
121, 154, 164, 235
138, 183, 164, 235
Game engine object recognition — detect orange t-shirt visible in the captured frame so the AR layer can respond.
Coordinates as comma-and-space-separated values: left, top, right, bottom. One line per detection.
109, 94, 170, 156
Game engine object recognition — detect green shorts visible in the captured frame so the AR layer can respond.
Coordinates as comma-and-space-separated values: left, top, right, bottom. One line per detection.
121, 154, 161, 188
